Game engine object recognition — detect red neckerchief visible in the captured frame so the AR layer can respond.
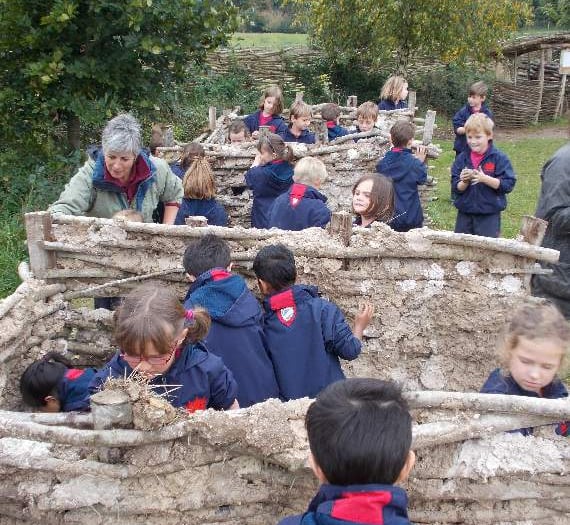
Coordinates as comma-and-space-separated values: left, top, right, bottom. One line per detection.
259, 113, 273, 126
326, 121, 336, 128
289, 183, 307, 208
271, 159, 285, 165
104, 155, 150, 203
391, 147, 403, 152
470, 149, 487, 169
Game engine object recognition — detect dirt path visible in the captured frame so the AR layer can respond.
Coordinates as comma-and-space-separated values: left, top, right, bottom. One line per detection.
435, 121, 569, 142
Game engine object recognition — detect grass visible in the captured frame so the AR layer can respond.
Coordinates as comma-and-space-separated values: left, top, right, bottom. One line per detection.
231, 32, 308, 48
427, 137, 568, 238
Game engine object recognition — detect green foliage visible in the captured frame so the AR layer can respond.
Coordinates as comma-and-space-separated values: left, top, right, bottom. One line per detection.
289, 0, 533, 71
535, 0, 570, 28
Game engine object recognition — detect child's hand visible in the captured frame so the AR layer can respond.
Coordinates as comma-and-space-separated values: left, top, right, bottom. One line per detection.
353, 303, 375, 339
251, 151, 262, 167
414, 145, 427, 163
252, 130, 260, 139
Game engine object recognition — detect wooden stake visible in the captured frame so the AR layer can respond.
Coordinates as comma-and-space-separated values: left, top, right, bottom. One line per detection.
535, 49, 546, 124
518, 215, 548, 246
422, 110, 436, 145
315, 120, 329, 144
555, 73, 567, 119
408, 91, 417, 114
24, 212, 56, 279
208, 106, 217, 131
295, 91, 304, 102
328, 211, 352, 247
346, 95, 358, 108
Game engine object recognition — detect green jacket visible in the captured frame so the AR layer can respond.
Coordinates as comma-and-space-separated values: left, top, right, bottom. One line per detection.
49, 149, 182, 222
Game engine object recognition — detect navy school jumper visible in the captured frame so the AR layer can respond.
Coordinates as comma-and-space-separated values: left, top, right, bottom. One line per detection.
481, 368, 569, 437
378, 99, 408, 111
245, 160, 294, 228
278, 483, 411, 525
261, 284, 361, 401
452, 103, 494, 154
175, 198, 228, 226
183, 269, 280, 407
326, 122, 351, 142
58, 368, 97, 412
169, 161, 185, 179
243, 110, 288, 135
268, 183, 331, 231
89, 343, 237, 412
376, 148, 427, 232
281, 127, 316, 144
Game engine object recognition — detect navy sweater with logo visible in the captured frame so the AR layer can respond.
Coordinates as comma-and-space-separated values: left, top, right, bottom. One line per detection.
243, 110, 288, 135
452, 103, 494, 154
269, 183, 331, 231
281, 127, 316, 144
184, 269, 280, 407
261, 284, 361, 401
451, 143, 516, 215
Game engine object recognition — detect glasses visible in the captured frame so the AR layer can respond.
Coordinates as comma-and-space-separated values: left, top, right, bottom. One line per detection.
120, 337, 182, 368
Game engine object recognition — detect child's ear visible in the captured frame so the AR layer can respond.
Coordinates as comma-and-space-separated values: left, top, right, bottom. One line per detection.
308, 452, 328, 484
396, 450, 416, 484
257, 278, 271, 295
185, 273, 196, 283
41, 396, 61, 413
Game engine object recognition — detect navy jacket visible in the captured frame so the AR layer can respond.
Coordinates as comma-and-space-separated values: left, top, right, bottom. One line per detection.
245, 160, 294, 228
281, 127, 316, 144
184, 269, 280, 407
451, 143, 516, 215
243, 110, 288, 135
377, 148, 427, 232
58, 368, 97, 412
89, 343, 237, 412
378, 100, 408, 111
278, 484, 411, 525
481, 368, 569, 436
326, 123, 351, 142
261, 284, 361, 401
269, 184, 331, 231
175, 198, 228, 226
169, 161, 185, 179
452, 104, 494, 154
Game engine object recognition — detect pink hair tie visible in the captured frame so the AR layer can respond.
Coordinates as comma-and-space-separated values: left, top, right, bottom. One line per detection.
184, 310, 194, 322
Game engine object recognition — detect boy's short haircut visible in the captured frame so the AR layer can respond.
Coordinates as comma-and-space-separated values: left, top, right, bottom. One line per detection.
321, 103, 341, 122
228, 120, 250, 138
253, 244, 296, 291
258, 85, 284, 115
356, 101, 379, 121
469, 81, 488, 97
183, 234, 231, 277
113, 209, 144, 222
293, 156, 327, 186
464, 113, 494, 136
390, 120, 415, 148
290, 100, 312, 119
307, 378, 412, 486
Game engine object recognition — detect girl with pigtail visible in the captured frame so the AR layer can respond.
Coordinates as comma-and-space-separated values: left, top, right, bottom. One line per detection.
89, 284, 239, 412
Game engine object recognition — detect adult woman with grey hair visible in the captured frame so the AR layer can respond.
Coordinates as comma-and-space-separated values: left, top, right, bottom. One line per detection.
50, 113, 182, 223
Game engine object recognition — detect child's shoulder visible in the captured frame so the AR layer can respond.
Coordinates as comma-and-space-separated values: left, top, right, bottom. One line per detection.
480, 368, 511, 394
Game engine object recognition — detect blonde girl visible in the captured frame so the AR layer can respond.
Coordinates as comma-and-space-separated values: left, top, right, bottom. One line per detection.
378, 76, 409, 111
89, 284, 239, 412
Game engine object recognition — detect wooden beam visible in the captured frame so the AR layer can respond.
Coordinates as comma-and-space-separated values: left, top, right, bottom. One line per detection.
535, 49, 546, 124
555, 73, 567, 119
24, 212, 57, 279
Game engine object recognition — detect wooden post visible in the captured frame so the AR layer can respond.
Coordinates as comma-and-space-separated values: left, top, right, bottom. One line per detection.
514, 51, 518, 86
408, 91, 417, 115
535, 49, 546, 124
162, 125, 174, 147
328, 211, 352, 247
208, 106, 217, 131
316, 120, 329, 145
184, 216, 208, 227
518, 215, 548, 246
91, 390, 133, 430
346, 95, 358, 108
258, 125, 270, 141
422, 110, 436, 145
555, 73, 567, 119
295, 91, 304, 102
24, 212, 57, 279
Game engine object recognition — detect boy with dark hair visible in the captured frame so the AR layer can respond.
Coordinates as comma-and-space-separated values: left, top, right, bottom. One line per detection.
376, 121, 427, 232
278, 378, 415, 525
183, 234, 280, 407
253, 245, 373, 401
321, 103, 350, 142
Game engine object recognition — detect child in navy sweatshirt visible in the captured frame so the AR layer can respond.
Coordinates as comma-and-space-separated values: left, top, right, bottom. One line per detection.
20, 353, 96, 412
245, 133, 294, 229
452, 113, 516, 238
243, 85, 288, 138
182, 234, 280, 408
268, 156, 331, 230
378, 75, 409, 111
321, 103, 351, 142
376, 121, 427, 232
353, 101, 378, 138
281, 100, 316, 144
253, 245, 374, 401
278, 378, 415, 525
481, 302, 570, 437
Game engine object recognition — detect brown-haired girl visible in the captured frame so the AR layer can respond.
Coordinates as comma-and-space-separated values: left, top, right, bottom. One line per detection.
245, 132, 294, 228
378, 75, 409, 111
88, 284, 239, 412
352, 174, 395, 228
481, 302, 570, 437
169, 142, 204, 179
174, 144, 228, 226
243, 85, 288, 139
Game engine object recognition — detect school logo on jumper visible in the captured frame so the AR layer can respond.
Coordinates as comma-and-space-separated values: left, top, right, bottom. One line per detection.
185, 397, 207, 413
483, 162, 495, 174
278, 306, 296, 327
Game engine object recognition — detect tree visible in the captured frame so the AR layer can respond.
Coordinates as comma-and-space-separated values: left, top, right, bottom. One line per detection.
535, 0, 570, 28
0, 0, 239, 149
289, 0, 532, 72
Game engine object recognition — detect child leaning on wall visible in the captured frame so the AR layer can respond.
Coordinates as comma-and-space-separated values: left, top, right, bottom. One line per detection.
278, 378, 416, 525
182, 234, 280, 408
253, 244, 374, 401
451, 113, 516, 238
243, 85, 288, 138
352, 174, 395, 228
481, 302, 570, 437
280, 100, 316, 144
228, 120, 251, 144
268, 156, 331, 231
376, 121, 427, 232
353, 102, 379, 138
321, 103, 351, 142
